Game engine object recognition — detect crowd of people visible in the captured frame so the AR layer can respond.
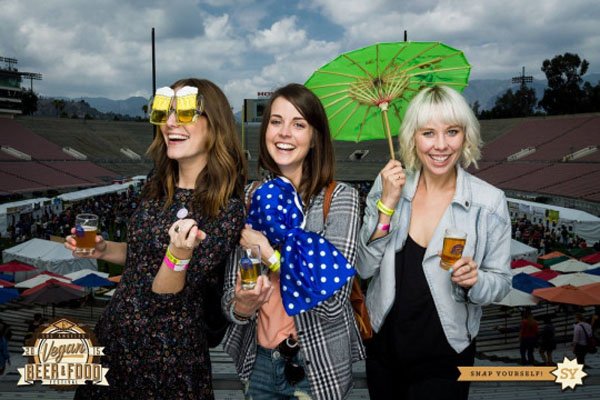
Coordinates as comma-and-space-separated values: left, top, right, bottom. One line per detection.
511, 215, 598, 256
3, 188, 139, 247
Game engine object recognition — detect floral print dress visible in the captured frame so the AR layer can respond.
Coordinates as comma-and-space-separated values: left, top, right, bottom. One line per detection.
75, 188, 244, 400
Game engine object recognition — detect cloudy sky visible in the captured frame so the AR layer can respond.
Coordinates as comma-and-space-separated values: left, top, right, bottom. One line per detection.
1, 0, 599, 112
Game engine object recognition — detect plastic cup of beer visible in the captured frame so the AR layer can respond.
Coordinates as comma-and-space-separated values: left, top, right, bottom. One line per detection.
440, 228, 467, 271
238, 245, 261, 290
74, 213, 99, 255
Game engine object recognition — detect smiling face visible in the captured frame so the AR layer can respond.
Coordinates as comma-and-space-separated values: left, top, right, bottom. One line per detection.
265, 97, 314, 187
414, 119, 465, 178
159, 87, 210, 170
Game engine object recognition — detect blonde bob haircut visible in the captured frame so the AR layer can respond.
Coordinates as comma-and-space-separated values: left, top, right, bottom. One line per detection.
398, 85, 481, 172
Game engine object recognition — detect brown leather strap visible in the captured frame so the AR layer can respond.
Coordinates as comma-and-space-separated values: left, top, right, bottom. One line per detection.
245, 180, 262, 212
322, 181, 337, 223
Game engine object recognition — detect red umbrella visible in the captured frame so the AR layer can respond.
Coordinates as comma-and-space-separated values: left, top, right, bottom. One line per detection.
21, 279, 86, 316
0, 279, 15, 288
511, 259, 543, 269
0, 260, 37, 272
532, 284, 600, 306
530, 269, 561, 281
581, 252, 600, 264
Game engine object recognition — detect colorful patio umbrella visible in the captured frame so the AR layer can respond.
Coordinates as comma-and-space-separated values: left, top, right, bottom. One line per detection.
511, 259, 543, 269
549, 272, 600, 287
512, 272, 554, 293
510, 265, 541, 275
540, 255, 570, 268
578, 282, 600, 299
21, 278, 86, 316
585, 266, 600, 276
15, 271, 72, 289
0, 279, 15, 288
550, 259, 592, 273
0, 260, 37, 273
72, 273, 115, 288
0, 273, 14, 282
305, 41, 471, 159
72, 273, 114, 318
581, 252, 600, 264
64, 269, 109, 281
0, 287, 19, 304
532, 285, 600, 306
567, 247, 596, 259
530, 269, 561, 281
494, 288, 539, 307
539, 251, 567, 260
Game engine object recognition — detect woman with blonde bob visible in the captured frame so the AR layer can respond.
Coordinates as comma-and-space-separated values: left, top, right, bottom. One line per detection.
68, 78, 247, 399
356, 85, 511, 399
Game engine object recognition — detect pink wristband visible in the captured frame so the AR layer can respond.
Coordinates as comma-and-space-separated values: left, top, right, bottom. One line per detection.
377, 223, 390, 231
163, 255, 189, 272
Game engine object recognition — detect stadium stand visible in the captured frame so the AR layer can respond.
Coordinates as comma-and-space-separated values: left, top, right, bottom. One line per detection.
1, 113, 598, 212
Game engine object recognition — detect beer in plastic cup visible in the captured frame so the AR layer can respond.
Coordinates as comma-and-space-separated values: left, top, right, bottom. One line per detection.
440, 228, 467, 270
238, 245, 261, 290
74, 213, 99, 255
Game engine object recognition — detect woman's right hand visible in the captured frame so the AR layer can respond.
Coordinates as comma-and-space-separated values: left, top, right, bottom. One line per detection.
379, 159, 405, 210
233, 273, 274, 317
64, 228, 107, 260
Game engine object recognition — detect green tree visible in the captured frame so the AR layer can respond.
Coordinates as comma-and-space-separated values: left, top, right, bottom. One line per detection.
52, 99, 66, 117
539, 53, 589, 115
480, 83, 537, 119
20, 88, 39, 115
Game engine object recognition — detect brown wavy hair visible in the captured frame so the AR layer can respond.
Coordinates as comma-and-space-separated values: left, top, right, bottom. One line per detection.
258, 83, 334, 205
144, 78, 246, 217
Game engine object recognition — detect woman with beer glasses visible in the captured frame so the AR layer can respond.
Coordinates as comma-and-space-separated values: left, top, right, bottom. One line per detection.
221, 83, 366, 399
67, 78, 246, 399
356, 85, 511, 399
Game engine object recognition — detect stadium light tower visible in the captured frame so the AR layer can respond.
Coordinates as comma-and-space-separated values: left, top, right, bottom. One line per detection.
512, 66, 533, 86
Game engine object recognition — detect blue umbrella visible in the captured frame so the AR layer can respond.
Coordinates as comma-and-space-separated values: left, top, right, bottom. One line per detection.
0, 273, 14, 282
72, 273, 114, 318
512, 272, 554, 294
0, 287, 19, 304
585, 266, 600, 276
72, 273, 115, 288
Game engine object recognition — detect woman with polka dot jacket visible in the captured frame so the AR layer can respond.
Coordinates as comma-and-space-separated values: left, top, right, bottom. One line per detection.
221, 83, 366, 399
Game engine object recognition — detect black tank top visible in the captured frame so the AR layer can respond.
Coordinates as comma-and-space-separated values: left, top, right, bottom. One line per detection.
376, 235, 456, 361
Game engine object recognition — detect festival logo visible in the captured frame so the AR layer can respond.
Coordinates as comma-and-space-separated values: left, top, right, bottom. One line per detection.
18, 318, 109, 386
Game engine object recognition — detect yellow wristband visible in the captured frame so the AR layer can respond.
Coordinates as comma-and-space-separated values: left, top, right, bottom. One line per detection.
267, 250, 281, 272
376, 199, 394, 216
166, 246, 191, 265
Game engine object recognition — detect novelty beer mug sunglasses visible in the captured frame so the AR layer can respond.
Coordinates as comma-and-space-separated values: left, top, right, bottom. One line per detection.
149, 86, 205, 126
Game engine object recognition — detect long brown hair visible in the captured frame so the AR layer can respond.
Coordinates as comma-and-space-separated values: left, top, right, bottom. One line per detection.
258, 83, 334, 204
144, 78, 246, 217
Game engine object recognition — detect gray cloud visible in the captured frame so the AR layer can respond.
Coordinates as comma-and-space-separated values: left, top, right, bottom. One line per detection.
1, 0, 598, 112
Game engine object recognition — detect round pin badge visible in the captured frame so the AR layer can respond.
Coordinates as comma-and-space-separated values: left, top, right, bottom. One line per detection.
176, 207, 188, 219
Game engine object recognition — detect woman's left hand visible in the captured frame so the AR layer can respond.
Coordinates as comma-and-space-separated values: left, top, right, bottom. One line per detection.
450, 256, 478, 289
169, 218, 207, 258
240, 224, 274, 264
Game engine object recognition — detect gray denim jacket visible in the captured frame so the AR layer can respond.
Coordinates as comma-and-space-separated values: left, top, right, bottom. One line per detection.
356, 166, 511, 353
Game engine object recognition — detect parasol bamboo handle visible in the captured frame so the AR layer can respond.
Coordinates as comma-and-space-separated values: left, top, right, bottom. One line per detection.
380, 105, 395, 160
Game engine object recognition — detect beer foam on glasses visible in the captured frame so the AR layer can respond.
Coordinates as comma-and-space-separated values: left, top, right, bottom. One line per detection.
176, 86, 199, 123
150, 87, 175, 125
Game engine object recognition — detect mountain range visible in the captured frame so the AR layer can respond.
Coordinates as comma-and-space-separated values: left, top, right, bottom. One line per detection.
44, 74, 600, 120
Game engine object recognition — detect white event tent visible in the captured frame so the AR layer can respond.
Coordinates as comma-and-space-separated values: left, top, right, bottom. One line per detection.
2, 238, 97, 278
